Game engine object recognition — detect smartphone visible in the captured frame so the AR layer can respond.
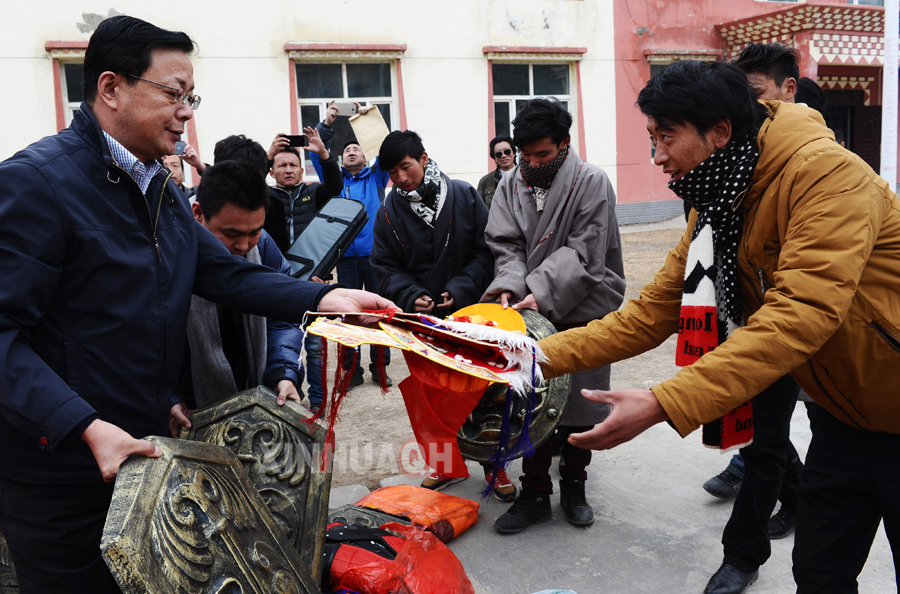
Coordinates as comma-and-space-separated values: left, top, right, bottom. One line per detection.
174, 141, 186, 155
282, 134, 309, 148
334, 102, 359, 117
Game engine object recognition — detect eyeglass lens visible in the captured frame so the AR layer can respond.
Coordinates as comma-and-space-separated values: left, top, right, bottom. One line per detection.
494, 149, 513, 158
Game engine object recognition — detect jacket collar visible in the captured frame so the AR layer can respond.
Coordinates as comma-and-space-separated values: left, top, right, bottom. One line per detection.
70, 102, 115, 165
343, 165, 372, 180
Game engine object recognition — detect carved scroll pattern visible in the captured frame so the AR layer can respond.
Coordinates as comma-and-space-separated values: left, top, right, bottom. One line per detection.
191, 412, 315, 548
150, 461, 303, 594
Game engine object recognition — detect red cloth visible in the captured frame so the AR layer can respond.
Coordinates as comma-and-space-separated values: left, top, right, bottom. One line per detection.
398, 351, 490, 478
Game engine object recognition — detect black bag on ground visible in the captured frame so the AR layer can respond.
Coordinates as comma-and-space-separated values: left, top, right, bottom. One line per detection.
284, 197, 368, 281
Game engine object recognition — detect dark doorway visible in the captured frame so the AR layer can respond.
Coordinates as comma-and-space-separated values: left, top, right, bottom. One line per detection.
823, 89, 882, 173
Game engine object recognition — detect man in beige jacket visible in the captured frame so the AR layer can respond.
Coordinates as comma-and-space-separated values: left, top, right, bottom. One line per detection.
539, 60, 900, 593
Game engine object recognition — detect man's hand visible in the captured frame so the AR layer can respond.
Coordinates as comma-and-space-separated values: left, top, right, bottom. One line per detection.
439, 292, 455, 309
268, 133, 291, 161
567, 389, 670, 451
498, 291, 515, 309
276, 379, 302, 406
318, 288, 399, 325
324, 101, 338, 126
302, 126, 329, 160
80, 419, 162, 483
169, 400, 194, 437
180, 143, 206, 174
414, 295, 435, 314
355, 102, 374, 116
512, 293, 539, 312
310, 276, 328, 284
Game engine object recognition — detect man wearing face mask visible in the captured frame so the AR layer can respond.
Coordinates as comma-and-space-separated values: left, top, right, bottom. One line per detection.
481, 98, 626, 534
477, 135, 516, 210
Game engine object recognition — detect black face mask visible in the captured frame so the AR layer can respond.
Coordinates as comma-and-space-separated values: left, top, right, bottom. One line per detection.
519, 145, 569, 189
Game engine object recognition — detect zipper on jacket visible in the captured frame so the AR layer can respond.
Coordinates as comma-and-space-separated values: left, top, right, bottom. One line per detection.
870, 321, 900, 353
109, 161, 172, 261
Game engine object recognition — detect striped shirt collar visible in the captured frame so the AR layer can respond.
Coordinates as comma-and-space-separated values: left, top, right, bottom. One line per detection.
102, 131, 163, 195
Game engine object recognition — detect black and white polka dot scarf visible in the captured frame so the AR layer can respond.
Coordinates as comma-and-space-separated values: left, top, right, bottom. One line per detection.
669, 134, 759, 450
670, 134, 759, 345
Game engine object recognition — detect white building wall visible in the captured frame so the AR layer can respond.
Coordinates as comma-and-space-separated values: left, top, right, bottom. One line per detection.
0, 0, 616, 189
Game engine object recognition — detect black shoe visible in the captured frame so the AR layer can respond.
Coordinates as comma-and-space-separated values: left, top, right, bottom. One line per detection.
494, 490, 552, 534
704, 563, 759, 594
703, 469, 743, 500
559, 476, 594, 527
767, 508, 796, 540
348, 373, 364, 388
371, 371, 393, 388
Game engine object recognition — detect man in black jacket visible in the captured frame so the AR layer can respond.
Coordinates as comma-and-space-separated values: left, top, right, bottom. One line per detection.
371, 131, 516, 501
266, 131, 343, 253
0, 16, 392, 594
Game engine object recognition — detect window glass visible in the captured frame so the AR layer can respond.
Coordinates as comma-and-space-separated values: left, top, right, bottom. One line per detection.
533, 64, 569, 96
64, 63, 83, 103
296, 63, 342, 99
347, 63, 392, 97
494, 102, 510, 138
493, 64, 529, 96
374, 103, 392, 129
299, 104, 320, 131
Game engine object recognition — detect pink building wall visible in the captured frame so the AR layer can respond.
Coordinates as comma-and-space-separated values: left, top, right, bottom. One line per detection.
612, 0, 894, 205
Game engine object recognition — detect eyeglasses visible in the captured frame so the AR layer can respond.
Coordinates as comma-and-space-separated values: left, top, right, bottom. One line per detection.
118, 72, 201, 110
494, 148, 513, 159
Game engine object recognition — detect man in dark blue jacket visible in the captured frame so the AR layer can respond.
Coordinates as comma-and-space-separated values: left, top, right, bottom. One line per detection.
0, 16, 392, 594
177, 160, 305, 410
312, 102, 393, 388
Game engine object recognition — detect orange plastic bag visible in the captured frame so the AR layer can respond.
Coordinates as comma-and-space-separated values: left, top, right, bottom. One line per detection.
334, 522, 475, 594
355, 485, 479, 543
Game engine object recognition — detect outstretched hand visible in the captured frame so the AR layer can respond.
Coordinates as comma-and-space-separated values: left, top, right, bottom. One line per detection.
567, 389, 669, 451
81, 419, 162, 483
319, 288, 399, 325
302, 126, 329, 160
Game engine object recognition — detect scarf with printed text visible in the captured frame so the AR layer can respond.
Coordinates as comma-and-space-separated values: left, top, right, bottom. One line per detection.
396, 158, 447, 226
668, 133, 759, 451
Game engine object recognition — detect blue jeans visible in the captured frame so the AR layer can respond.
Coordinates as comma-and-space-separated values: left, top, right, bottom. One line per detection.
336, 256, 391, 375
303, 331, 323, 408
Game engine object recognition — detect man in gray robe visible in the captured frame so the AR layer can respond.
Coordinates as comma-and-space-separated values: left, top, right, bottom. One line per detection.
482, 98, 626, 534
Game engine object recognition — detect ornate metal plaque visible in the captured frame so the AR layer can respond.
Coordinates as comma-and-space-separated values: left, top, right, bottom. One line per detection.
180, 386, 331, 583
101, 436, 317, 594
327, 505, 410, 530
456, 309, 572, 462
0, 533, 18, 594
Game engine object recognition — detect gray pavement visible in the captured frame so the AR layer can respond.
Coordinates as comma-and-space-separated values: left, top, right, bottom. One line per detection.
330, 405, 894, 593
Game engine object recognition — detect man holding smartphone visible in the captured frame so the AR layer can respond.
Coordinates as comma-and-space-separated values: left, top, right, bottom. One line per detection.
310, 101, 393, 389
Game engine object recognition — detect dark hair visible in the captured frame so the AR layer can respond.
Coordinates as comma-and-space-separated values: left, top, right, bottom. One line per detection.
732, 43, 800, 86
637, 60, 766, 140
832, 128, 846, 145
195, 160, 269, 220
511, 98, 572, 149
274, 147, 302, 165
342, 139, 361, 154
489, 135, 515, 157
212, 135, 268, 176
82, 15, 194, 105
378, 130, 426, 170
796, 78, 826, 114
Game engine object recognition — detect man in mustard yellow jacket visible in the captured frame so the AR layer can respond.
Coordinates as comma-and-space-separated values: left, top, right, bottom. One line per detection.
539, 60, 900, 593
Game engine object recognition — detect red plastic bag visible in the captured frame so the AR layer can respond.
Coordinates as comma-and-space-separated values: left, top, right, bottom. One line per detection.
334, 522, 474, 594
355, 485, 479, 542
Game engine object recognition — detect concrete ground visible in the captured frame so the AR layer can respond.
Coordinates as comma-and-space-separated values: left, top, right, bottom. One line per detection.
331, 405, 894, 594
326, 217, 895, 593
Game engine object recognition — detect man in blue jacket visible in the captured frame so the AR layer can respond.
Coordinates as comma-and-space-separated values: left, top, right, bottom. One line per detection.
0, 16, 392, 594
177, 160, 305, 411
312, 103, 392, 388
